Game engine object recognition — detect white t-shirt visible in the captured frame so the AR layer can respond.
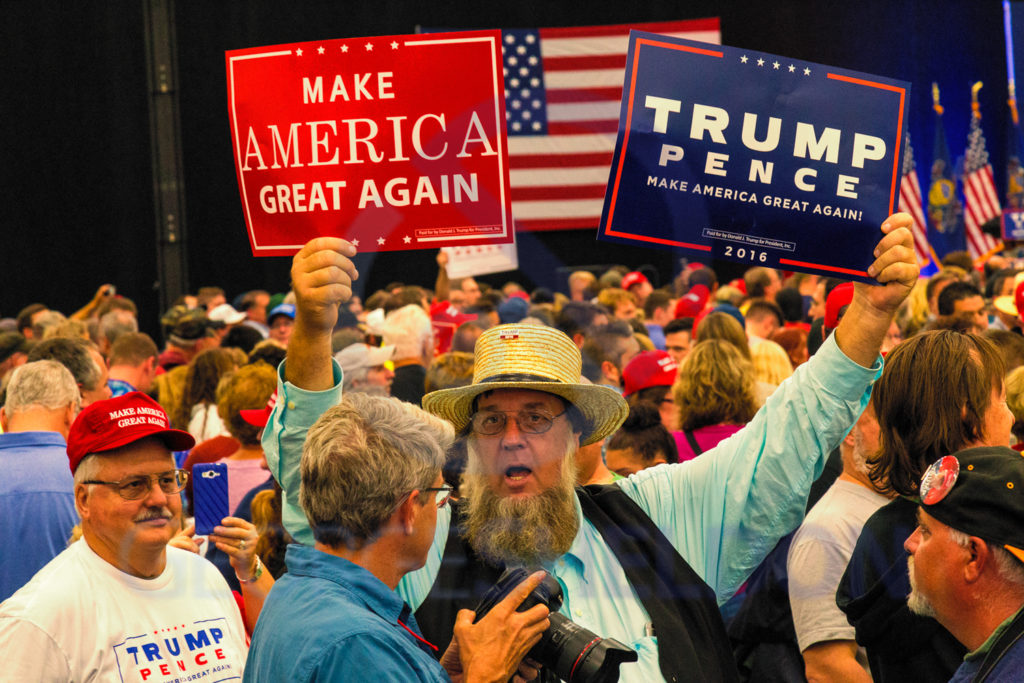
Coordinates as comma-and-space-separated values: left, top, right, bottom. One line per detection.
189, 402, 227, 443
0, 539, 247, 682
788, 478, 889, 658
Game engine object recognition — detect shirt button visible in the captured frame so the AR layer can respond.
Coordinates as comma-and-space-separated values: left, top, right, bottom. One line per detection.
287, 401, 296, 410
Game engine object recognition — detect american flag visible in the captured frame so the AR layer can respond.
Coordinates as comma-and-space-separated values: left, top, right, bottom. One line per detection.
897, 135, 933, 265
500, 19, 720, 231
962, 107, 1003, 259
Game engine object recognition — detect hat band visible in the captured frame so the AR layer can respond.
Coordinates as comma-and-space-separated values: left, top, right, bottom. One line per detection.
478, 373, 560, 384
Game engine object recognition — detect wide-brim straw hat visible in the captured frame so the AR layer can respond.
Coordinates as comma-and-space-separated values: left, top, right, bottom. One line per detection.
422, 324, 628, 446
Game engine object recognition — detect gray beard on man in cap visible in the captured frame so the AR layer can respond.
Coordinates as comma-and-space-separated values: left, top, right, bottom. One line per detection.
461, 432, 581, 568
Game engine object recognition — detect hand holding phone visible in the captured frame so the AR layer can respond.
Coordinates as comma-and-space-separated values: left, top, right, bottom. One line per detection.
192, 463, 230, 535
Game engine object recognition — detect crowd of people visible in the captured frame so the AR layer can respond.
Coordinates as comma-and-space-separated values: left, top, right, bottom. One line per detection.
2, 214, 1024, 681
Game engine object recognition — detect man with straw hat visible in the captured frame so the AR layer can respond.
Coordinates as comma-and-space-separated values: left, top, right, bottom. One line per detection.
265, 214, 918, 683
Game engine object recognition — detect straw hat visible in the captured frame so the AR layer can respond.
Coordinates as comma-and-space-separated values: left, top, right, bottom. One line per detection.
422, 324, 628, 446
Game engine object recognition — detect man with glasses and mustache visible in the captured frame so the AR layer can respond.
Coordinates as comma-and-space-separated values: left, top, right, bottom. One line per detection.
0, 392, 265, 682
267, 217, 917, 683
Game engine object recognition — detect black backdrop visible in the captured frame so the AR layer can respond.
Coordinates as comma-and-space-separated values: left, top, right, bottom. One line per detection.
1, 1, 1008, 338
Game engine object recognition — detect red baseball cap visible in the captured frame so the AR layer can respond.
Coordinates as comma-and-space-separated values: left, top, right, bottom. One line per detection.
66, 392, 195, 474
431, 301, 478, 355
621, 271, 650, 291
240, 390, 278, 428
674, 284, 709, 318
623, 350, 679, 397
825, 282, 855, 330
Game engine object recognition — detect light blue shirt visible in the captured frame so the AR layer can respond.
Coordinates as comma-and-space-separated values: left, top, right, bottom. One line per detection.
263, 333, 880, 683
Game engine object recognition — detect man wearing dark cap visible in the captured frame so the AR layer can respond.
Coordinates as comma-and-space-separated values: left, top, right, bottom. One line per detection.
0, 392, 266, 681
157, 305, 220, 371
905, 447, 1024, 682
267, 303, 295, 347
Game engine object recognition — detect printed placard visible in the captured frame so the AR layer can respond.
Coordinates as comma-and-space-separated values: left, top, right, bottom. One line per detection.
441, 243, 519, 278
226, 30, 514, 255
1003, 209, 1024, 240
598, 32, 910, 282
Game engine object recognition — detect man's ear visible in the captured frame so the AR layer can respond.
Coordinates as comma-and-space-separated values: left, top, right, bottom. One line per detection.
396, 491, 420, 536
964, 536, 991, 583
0, 406, 7, 432
75, 484, 91, 519
601, 360, 620, 385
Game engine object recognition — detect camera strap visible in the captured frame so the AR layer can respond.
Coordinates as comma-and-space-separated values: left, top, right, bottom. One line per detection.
579, 484, 740, 683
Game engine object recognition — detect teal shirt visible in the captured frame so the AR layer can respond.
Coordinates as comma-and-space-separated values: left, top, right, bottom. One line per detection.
263, 333, 881, 683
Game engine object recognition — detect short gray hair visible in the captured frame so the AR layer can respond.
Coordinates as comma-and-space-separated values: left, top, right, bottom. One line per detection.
99, 310, 138, 347
300, 393, 453, 548
5, 360, 80, 414
382, 305, 432, 360
948, 527, 1024, 586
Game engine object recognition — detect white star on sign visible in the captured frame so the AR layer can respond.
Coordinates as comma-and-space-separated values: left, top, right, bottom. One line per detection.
757, 58, 765, 67
351, 239, 359, 247
341, 45, 348, 53
317, 46, 325, 55
740, 55, 748, 63
365, 42, 373, 51
403, 236, 412, 244
803, 67, 811, 75
377, 236, 385, 245
391, 41, 398, 49
788, 64, 795, 72
772, 61, 780, 69
295, 48, 303, 56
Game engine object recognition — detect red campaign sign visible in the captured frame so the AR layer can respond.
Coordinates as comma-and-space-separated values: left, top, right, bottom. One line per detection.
226, 30, 514, 256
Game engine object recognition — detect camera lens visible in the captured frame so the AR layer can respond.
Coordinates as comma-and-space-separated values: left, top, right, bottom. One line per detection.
473, 569, 637, 683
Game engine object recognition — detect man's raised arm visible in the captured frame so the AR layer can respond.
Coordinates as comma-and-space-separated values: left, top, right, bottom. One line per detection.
286, 238, 359, 391
263, 238, 358, 546
618, 213, 920, 603
833, 213, 918, 367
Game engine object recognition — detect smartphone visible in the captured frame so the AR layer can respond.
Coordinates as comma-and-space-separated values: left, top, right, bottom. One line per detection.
192, 463, 229, 536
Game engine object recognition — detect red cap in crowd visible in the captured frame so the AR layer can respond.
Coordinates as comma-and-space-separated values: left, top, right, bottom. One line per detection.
621, 271, 649, 291
240, 390, 278, 428
674, 284, 709, 318
66, 392, 195, 474
824, 282, 855, 330
431, 301, 478, 355
1015, 280, 1024, 324
623, 350, 679, 397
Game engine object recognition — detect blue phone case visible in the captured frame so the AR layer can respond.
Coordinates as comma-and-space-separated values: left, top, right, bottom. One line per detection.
193, 463, 229, 535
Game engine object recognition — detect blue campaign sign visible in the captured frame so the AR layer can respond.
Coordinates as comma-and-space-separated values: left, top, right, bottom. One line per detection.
598, 32, 910, 283
1003, 209, 1024, 240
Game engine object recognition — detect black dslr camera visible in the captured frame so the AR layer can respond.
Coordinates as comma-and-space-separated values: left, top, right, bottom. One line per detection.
473, 567, 638, 683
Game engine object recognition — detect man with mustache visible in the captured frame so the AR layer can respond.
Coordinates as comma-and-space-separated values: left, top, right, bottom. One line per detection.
0, 392, 266, 682
904, 447, 1024, 682
266, 215, 917, 682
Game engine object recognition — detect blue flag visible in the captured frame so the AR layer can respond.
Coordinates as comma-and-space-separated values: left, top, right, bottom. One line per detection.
927, 84, 966, 258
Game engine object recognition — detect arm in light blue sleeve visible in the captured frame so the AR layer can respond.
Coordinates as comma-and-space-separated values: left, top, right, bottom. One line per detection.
261, 359, 344, 547
616, 333, 882, 604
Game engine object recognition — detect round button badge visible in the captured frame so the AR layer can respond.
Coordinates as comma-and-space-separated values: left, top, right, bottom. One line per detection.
920, 455, 960, 505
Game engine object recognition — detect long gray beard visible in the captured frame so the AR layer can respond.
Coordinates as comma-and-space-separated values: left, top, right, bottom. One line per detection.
461, 438, 580, 567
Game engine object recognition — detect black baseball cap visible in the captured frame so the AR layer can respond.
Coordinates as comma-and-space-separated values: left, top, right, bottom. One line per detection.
918, 446, 1024, 563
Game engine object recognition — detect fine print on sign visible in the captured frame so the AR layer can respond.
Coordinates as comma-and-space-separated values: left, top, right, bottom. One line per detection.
226, 30, 515, 256
599, 31, 910, 282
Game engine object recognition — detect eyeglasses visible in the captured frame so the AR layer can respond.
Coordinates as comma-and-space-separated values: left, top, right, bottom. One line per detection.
82, 469, 189, 500
422, 486, 455, 508
469, 409, 567, 436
